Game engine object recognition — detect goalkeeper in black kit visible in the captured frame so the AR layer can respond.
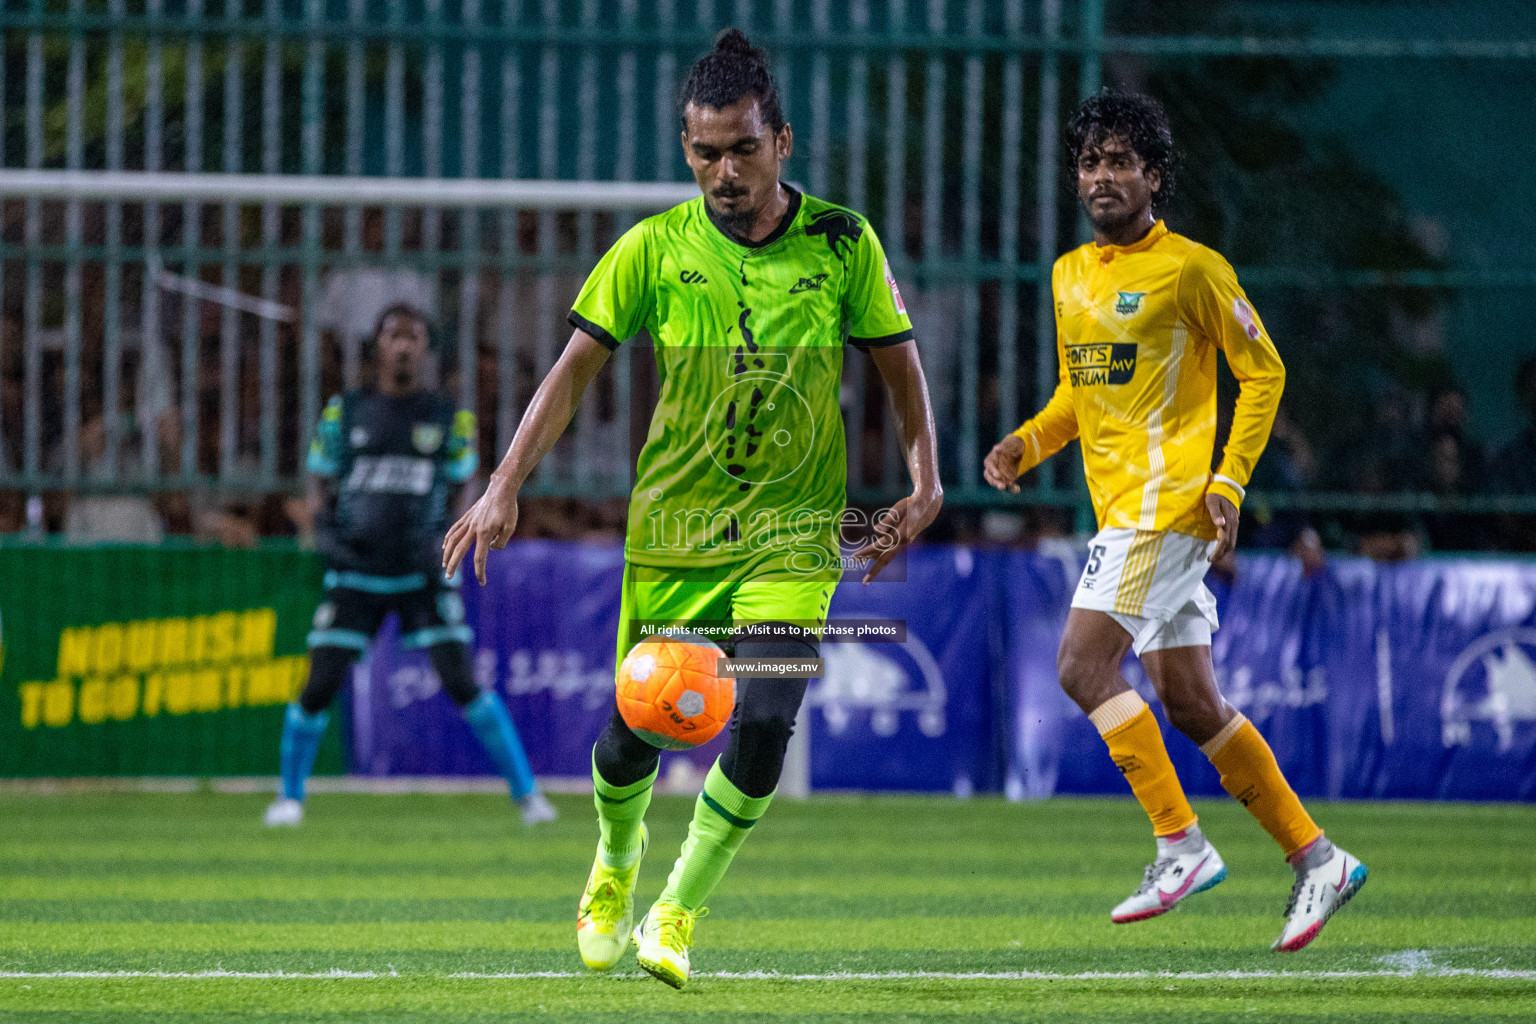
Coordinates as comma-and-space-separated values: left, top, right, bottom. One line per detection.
264, 304, 556, 826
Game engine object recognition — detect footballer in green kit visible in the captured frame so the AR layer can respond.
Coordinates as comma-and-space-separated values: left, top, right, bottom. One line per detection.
443, 28, 942, 988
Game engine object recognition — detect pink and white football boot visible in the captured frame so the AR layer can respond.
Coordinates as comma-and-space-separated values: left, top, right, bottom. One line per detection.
1111, 827, 1227, 924
1273, 837, 1368, 952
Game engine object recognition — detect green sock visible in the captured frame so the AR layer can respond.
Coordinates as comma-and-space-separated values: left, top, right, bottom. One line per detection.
660, 759, 774, 912
592, 753, 657, 870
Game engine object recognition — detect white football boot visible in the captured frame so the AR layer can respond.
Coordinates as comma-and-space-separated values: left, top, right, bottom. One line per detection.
518, 792, 558, 825
262, 797, 304, 827
634, 899, 706, 989
1273, 839, 1368, 952
1111, 831, 1227, 923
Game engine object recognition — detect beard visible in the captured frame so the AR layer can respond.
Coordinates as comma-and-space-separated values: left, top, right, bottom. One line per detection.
1086, 199, 1140, 235
708, 192, 758, 237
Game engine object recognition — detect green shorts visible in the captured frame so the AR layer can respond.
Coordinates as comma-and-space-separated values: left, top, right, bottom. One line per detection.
615, 562, 835, 668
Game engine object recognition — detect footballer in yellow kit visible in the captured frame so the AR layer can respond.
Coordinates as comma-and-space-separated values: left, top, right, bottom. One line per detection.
986, 91, 1366, 953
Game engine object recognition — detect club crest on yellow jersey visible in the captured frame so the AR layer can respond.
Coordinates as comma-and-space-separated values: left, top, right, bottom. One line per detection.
1114, 291, 1148, 317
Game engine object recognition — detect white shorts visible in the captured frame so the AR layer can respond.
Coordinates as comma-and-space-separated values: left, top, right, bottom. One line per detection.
1071, 527, 1219, 656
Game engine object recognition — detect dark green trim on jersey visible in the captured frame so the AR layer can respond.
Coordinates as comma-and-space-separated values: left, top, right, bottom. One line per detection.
704, 183, 804, 250
568, 310, 620, 350
849, 327, 916, 348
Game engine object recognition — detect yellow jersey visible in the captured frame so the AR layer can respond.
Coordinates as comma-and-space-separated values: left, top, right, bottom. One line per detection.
1013, 221, 1285, 539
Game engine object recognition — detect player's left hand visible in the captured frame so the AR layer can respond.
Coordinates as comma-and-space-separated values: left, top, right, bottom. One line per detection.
1204, 492, 1240, 563
852, 489, 943, 584
442, 474, 520, 585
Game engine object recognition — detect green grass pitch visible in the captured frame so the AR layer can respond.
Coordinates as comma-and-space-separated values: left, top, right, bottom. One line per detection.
0, 792, 1531, 1022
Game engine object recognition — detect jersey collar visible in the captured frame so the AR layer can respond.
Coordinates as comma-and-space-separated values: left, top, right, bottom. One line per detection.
1092, 218, 1168, 262
703, 183, 803, 251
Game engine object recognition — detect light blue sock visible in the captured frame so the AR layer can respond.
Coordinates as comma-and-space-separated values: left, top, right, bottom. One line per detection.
280, 703, 330, 802
464, 690, 537, 800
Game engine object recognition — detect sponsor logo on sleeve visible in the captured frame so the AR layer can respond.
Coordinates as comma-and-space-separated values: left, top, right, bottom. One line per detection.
884, 258, 907, 315
1233, 297, 1262, 340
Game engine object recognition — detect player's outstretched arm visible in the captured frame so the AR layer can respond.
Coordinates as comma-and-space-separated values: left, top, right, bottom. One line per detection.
442, 329, 612, 584
985, 376, 1078, 493
854, 340, 943, 584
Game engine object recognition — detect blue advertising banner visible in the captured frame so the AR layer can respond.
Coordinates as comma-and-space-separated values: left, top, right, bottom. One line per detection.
812, 546, 1000, 793
1003, 552, 1536, 803
351, 541, 1536, 801
1365, 560, 1536, 800
353, 542, 999, 791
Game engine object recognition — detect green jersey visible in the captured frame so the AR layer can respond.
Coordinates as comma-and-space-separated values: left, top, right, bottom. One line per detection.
569, 186, 912, 578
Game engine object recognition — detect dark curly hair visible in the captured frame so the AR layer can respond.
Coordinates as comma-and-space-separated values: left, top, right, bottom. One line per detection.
677, 28, 786, 134
1065, 90, 1177, 211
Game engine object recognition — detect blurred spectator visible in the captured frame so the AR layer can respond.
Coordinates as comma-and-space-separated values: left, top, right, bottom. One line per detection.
1493, 355, 1536, 550
1419, 430, 1489, 551
1347, 387, 1419, 493
316, 210, 437, 390
192, 494, 262, 547
62, 407, 165, 544
1424, 384, 1487, 488
1243, 404, 1326, 574
1344, 388, 1423, 559
1495, 356, 1536, 495
1, 321, 20, 478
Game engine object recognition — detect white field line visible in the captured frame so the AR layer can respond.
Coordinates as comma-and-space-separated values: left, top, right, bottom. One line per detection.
1, 968, 1534, 982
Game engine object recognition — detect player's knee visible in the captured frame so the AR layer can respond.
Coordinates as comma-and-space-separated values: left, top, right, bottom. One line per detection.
593, 705, 660, 787
425, 642, 480, 707
729, 692, 805, 787
733, 712, 796, 765
1162, 694, 1228, 744
1056, 643, 1106, 699
300, 646, 358, 714
722, 709, 797, 799
735, 677, 810, 729
722, 629, 817, 798
733, 631, 817, 731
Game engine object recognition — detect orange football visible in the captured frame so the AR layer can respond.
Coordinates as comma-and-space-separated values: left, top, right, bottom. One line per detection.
616, 636, 734, 750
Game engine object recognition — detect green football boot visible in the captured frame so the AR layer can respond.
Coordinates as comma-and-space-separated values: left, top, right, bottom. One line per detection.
575, 823, 648, 971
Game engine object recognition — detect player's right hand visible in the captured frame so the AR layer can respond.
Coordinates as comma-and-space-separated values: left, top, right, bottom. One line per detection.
442, 474, 520, 585
983, 434, 1026, 493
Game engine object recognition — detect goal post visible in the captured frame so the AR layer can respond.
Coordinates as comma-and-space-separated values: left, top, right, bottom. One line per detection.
0, 170, 698, 210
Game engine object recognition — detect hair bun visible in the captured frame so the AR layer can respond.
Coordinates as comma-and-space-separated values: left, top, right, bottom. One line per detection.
713, 28, 762, 60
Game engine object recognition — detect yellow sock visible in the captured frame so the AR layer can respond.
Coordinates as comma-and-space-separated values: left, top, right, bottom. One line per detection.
1090, 692, 1197, 837
1201, 713, 1322, 858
